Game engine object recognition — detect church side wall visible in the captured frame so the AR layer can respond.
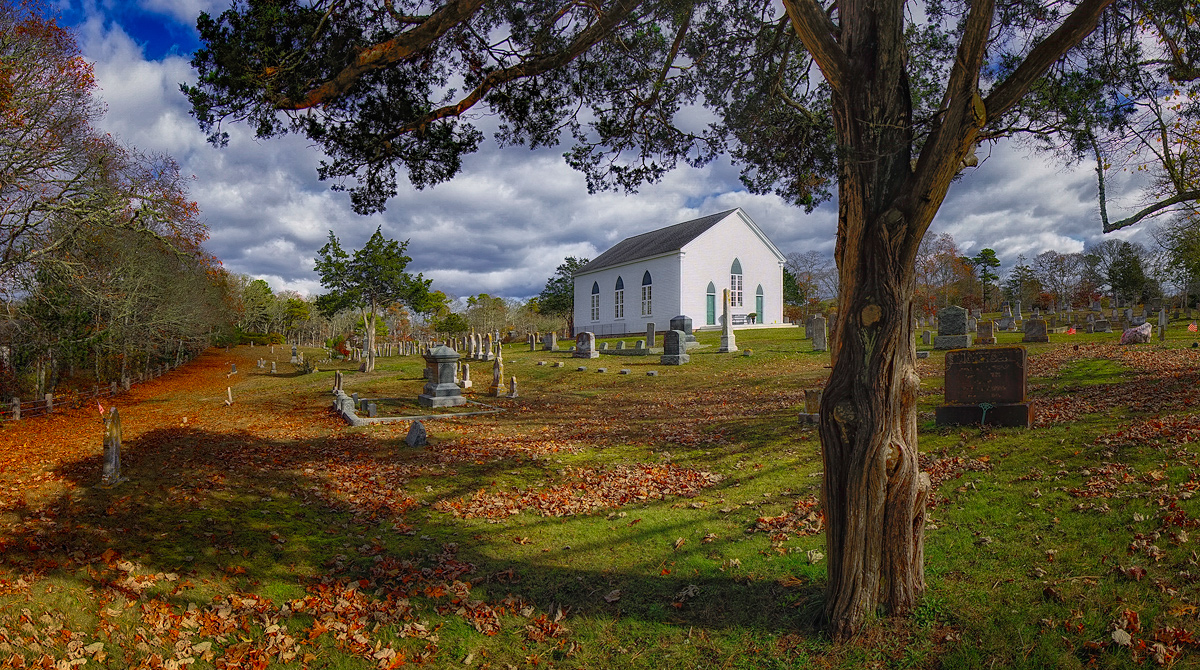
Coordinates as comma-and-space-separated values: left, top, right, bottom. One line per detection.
572, 253, 682, 337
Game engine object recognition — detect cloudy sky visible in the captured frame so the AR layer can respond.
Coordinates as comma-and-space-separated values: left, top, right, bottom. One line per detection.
55, 0, 1156, 301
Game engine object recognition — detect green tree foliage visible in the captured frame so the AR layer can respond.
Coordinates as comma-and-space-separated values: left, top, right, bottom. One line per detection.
970, 248, 1001, 306
1003, 259, 1042, 307
433, 313, 470, 334
314, 227, 431, 372
185, 0, 1199, 638
1108, 242, 1149, 303
537, 257, 588, 331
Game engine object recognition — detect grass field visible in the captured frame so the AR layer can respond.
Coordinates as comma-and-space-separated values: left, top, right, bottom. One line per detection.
3, 322, 1200, 669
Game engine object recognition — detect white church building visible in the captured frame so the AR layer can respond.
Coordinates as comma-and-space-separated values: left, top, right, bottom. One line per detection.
572, 208, 786, 337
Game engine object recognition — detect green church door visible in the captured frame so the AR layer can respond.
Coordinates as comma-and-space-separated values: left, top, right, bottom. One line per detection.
756, 295, 764, 322
706, 294, 716, 325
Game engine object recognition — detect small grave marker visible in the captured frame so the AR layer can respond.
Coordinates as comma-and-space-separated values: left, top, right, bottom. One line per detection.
935, 347, 1032, 427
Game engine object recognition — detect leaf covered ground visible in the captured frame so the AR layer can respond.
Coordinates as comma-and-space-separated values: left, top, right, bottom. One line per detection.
4, 325, 1200, 669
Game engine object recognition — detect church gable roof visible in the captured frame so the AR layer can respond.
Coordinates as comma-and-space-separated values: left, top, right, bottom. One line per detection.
576, 209, 738, 275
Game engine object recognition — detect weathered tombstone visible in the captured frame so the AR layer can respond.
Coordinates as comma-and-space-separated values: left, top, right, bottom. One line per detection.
616, 340, 626, 350
600, 342, 609, 351
100, 407, 125, 487
458, 363, 473, 389
1095, 319, 1112, 333
976, 320, 996, 345
1120, 322, 1153, 344
574, 332, 599, 358
804, 315, 815, 340
1014, 300, 1023, 320
996, 303, 1015, 331
528, 334, 536, 352
367, 403, 378, 418
934, 306, 973, 349
921, 330, 931, 346
967, 317, 977, 333
490, 353, 505, 397
230, 363, 237, 375
290, 345, 300, 364
507, 376, 518, 398
660, 330, 691, 365
935, 347, 1033, 427
646, 322, 656, 348
1085, 322, 1094, 333
916, 351, 930, 359
271, 361, 277, 374
480, 334, 495, 361
1159, 308, 1168, 342
811, 315, 828, 352
1032, 306, 1040, 318
1022, 318, 1049, 343
542, 332, 558, 351
419, 345, 467, 407
405, 421, 427, 448
635, 339, 646, 349
799, 389, 822, 423
719, 289, 738, 353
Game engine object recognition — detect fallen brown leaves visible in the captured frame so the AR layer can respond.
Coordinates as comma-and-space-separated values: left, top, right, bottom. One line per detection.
433, 464, 723, 519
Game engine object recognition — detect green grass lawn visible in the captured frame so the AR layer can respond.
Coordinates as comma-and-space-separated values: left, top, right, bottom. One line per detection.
3, 323, 1200, 669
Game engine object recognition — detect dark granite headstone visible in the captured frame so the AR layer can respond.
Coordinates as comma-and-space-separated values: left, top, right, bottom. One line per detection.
935, 347, 1032, 428
660, 330, 690, 365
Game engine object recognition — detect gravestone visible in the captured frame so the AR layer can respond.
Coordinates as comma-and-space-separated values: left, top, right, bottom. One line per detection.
967, 317, 977, 333
635, 339, 646, 349
100, 407, 125, 487
935, 347, 1033, 427
406, 421, 427, 447
574, 332, 599, 358
1159, 308, 1168, 342
996, 303, 1016, 331
1095, 319, 1112, 333
418, 345, 467, 407
1023, 318, 1049, 343
542, 332, 558, 351
480, 334, 495, 361
933, 305, 972, 350
271, 361, 277, 374
660, 330, 691, 365
719, 288, 738, 353
600, 342, 609, 350
507, 376, 518, 398
669, 315, 697, 346
811, 315, 828, 352
646, 322, 656, 348
458, 363, 473, 389
290, 345, 300, 364
976, 320, 996, 345
616, 340, 626, 350
528, 334, 536, 352
798, 389, 822, 423
921, 330, 931, 346
490, 351, 505, 397
1014, 300, 1023, 320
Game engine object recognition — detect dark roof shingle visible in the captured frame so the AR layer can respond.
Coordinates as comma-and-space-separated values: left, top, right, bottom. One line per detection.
576, 209, 737, 275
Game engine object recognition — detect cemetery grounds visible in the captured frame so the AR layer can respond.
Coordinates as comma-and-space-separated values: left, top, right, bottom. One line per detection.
4, 325, 1200, 669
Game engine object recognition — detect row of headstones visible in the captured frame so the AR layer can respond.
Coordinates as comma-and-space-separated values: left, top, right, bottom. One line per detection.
571, 332, 650, 357
5, 357, 190, 421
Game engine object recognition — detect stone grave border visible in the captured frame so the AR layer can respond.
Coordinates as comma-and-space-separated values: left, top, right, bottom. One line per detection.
332, 389, 504, 426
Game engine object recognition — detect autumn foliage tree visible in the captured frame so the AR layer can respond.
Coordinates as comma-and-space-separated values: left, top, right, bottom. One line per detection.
184, 0, 1198, 638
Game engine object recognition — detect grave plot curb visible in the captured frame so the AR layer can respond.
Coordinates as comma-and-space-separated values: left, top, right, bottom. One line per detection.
331, 389, 504, 426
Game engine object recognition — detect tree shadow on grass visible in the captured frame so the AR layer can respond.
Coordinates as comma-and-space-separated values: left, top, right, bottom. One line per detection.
1, 425, 827, 641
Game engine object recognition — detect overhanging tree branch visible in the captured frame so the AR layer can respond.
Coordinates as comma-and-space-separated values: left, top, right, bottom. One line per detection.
984, 0, 1116, 119
276, 0, 488, 109
781, 0, 849, 95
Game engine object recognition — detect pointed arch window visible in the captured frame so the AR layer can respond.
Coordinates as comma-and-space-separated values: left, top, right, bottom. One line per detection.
706, 282, 717, 325
730, 259, 744, 307
614, 276, 625, 319
640, 271, 653, 316
590, 282, 600, 321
